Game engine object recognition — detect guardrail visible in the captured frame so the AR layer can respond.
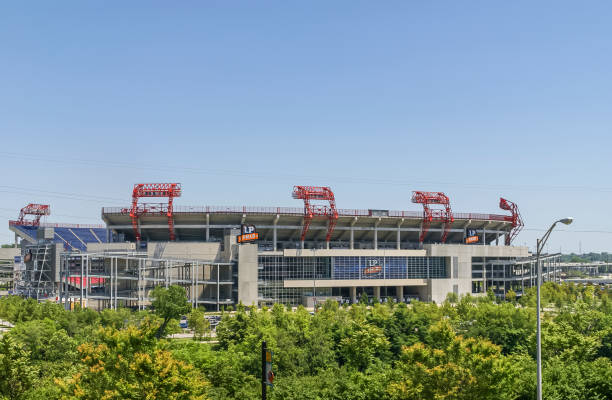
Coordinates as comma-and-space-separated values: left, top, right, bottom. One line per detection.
9, 220, 105, 229
101, 206, 510, 222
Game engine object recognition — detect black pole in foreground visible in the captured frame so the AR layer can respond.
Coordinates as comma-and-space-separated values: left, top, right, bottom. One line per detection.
261, 341, 267, 400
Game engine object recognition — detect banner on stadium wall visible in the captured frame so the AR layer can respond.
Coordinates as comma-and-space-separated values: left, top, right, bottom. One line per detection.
362, 257, 383, 277
237, 224, 259, 243
465, 229, 480, 244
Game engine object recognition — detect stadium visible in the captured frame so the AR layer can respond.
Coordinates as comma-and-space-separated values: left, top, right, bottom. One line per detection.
7, 183, 561, 310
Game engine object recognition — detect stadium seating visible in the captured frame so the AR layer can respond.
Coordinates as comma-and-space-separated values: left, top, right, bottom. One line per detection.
13, 225, 108, 252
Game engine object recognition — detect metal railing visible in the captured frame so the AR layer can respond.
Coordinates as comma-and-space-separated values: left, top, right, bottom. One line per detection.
9, 220, 106, 229
101, 206, 509, 221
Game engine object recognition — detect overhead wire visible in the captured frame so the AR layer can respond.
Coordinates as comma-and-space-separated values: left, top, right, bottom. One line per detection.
3, 151, 612, 193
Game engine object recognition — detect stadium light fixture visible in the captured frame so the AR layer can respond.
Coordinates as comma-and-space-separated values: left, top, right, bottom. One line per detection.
535, 216, 574, 400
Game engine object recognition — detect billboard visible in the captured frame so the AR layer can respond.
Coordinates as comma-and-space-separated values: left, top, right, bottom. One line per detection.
237, 224, 259, 243
465, 229, 480, 244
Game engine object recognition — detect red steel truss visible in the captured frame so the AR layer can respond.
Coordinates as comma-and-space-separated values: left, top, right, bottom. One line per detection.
17, 204, 50, 226
130, 183, 182, 241
292, 186, 338, 242
499, 197, 524, 245
411, 191, 454, 243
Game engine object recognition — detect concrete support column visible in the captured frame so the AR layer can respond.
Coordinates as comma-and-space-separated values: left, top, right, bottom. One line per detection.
350, 286, 357, 303
205, 214, 210, 241
374, 229, 378, 250
396, 286, 404, 302
137, 219, 142, 242
350, 217, 358, 250
373, 286, 381, 300
419, 221, 424, 248
482, 229, 486, 245
396, 218, 404, 250
483, 256, 487, 293
521, 263, 525, 294
374, 218, 381, 250
273, 215, 279, 251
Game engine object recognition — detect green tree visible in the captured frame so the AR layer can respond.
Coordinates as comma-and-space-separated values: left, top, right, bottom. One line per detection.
445, 292, 459, 304
188, 308, 210, 340
387, 320, 517, 400
505, 289, 517, 303
150, 285, 191, 338
8, 318, 77, 362
457, 301, 535, 354
338, 321, 390, 371
57, 323, 208, 400
0, 336, 38, 400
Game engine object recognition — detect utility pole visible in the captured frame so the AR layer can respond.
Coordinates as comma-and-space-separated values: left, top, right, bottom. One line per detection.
261, 341, 267, 400
261, 340, 274, 399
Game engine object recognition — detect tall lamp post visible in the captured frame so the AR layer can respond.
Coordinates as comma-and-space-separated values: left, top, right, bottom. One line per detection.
536, 217, 573, 400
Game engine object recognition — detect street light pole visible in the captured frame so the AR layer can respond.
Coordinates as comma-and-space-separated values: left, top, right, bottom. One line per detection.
536, 217, 573, 400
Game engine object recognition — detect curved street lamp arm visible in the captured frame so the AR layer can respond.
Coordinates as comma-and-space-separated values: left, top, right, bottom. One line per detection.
537, 222, 558, 256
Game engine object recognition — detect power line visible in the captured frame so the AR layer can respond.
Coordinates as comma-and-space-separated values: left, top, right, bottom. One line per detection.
0, 185, 124, 202
523, 228, 612, 234
3, 151, 612, 193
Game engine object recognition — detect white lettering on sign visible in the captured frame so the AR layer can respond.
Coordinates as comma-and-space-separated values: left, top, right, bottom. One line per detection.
241, 224, 256, 234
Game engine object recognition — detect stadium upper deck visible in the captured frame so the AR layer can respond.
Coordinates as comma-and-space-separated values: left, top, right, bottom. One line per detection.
8, 221, 108, 251
101, 205, 513, 247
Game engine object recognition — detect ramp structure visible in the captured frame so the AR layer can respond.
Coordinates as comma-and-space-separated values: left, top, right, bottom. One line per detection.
411, 191, 454, 243
130, 183, 182, 241
499, 197, 524, 245
292, 186, 338, 242
17, 203, 50, 226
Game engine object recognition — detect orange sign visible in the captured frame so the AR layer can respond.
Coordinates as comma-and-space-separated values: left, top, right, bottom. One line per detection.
363, 265, 382, 275
465, 236, 479, 244
237, 232, 259, 243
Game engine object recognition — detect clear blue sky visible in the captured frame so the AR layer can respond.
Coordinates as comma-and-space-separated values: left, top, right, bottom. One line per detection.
1, 1, 611, 254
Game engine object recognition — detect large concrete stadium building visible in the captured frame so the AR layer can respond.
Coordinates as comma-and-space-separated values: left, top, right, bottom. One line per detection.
8, 184, 561, 310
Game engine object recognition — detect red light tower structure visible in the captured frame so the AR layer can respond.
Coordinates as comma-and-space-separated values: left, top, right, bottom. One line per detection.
411, 191, 454, 244
17, 204, 50, 226
130, 183, 182, 241
499, 197, 524, 245
292, 186, 338, 243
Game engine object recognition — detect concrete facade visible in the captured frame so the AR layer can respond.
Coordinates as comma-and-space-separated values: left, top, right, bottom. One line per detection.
422, 244, 530, 303
0, 248, 19, 260
10, 221, 550, 309
237, 243, 259, 306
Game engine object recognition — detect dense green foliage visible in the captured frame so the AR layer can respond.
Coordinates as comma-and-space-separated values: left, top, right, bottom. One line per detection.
150, 285, 191, 338
1, 283, 612, 399
560, 252, 611, 264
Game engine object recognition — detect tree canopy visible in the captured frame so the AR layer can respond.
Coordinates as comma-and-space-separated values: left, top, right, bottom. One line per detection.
1, 282, 612, 399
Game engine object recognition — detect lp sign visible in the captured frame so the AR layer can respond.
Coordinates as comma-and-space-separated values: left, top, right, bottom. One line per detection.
237, 224, 259, 243
465, 229, 479, 244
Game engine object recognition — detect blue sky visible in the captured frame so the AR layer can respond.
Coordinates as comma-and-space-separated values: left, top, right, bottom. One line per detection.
1, 1, 611, 253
